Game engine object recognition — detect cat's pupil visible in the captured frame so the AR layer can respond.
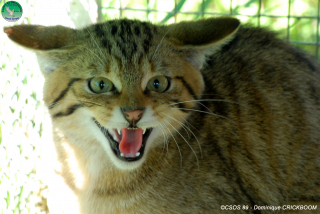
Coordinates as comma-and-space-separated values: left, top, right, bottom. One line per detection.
99, 80, 105, 89
153, 79, 160, 89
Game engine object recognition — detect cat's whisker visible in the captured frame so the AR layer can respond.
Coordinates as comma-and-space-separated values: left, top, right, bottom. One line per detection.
169, 99, 249, 108
151, 26, 174, 60
65, 98, 104, 107
61, 44, 105, 64
195, 101, 224, 126
158, 123, 169, 160
179, 116, 201, 135
196, 101, 237, 140
161, 113, 191, 140
157, 115, 170, 158
172, 107, 236, 124
181, 116, 191, 139
99, 111, 107, 119
48, 101, 60, 109
77, 99, 104, 107
177, 115, 203, 158
86, 29, 106, 62
49, 98, 104, 110
162, 119, 182, 168
197, 102, 216, 118
161, 112, 201, 166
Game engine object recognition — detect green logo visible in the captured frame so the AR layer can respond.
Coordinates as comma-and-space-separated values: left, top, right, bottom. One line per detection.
1, 1, 23, 22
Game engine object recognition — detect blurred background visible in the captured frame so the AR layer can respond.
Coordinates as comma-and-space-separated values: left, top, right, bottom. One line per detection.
0, 0, 319, 213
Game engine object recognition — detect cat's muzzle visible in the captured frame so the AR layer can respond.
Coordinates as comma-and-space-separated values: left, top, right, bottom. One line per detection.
93, 118, 153, 162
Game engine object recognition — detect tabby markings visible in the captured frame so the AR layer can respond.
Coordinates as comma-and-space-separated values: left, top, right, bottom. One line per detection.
49, 78, 82, 109
175, 76, 198, 100
111, 25, 117, 36
94, 24, 106, 37
53, 104, 83, 118
92, 20, 157, 61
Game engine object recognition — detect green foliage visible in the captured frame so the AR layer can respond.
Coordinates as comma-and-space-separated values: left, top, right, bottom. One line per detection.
101, 0, 319, 61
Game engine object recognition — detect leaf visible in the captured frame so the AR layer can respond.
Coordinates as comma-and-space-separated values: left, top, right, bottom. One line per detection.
22, 76, 27, 85
160, 0, 187, 24
6, 191, 10, 209
193, 0, 211, 20
30, 92, 37, 101
233, 0, 258, 14
0, 123, 2, 145
9, 106, 15, 113
39, 122, 43, 137
14, 186, 24, 213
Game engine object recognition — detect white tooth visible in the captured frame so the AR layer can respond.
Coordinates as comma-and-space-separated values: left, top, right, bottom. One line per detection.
135, 152, 140, 157
113, 134, 118, 142
143, 129, 146, 135
117, 129, 121, 135
120, 153, 124, 157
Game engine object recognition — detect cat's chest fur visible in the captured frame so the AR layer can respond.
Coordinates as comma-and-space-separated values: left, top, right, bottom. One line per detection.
4, 17, 320, 213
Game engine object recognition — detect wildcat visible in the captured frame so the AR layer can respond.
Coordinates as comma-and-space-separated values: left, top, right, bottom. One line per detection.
4, 17, 320, 213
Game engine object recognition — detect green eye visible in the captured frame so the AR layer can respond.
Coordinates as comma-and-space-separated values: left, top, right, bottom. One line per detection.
89, 77, 114, 93
147, 75, 170, 93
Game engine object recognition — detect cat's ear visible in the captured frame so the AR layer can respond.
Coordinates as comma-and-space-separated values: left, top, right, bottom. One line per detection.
165, 17, 240, 70
3, 25, 80, 74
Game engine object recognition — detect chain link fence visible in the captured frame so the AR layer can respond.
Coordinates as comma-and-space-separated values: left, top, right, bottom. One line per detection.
99, 0, 320, 61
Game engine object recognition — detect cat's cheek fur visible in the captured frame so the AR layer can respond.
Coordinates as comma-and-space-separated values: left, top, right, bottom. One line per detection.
51, 108, 110, 182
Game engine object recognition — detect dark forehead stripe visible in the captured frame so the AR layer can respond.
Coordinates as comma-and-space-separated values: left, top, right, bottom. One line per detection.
142, 22, 153, 40
122, 20, 133, 37
117, 20, 142, 58
102, 39, 112, 53
175, 76, 198, 100
134, 26, 140, 36
89, 20, 157, 62
143, 39, 150, 54
118, 23, 126, 43
116, 41, 127, 58
111, 25, 117, 36
94, 24, 106, 37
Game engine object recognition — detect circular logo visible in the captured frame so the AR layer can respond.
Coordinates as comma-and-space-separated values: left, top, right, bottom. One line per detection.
1, 1, 23, 22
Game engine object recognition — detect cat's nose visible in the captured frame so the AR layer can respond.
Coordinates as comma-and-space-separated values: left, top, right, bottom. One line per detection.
122, 109, 144, 122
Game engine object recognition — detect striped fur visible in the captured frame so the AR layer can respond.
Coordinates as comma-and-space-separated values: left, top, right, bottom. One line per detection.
4, 17, 320, 214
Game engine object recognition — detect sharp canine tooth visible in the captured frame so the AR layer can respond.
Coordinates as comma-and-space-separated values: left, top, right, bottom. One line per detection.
136, 152, 140, 157
120, 153, 124, 157
113, 134, 118, 142
117, 129, 121, 135
143, 129, 146, 134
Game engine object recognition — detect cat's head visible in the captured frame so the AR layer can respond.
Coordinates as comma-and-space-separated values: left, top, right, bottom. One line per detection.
4, 17, 239, 170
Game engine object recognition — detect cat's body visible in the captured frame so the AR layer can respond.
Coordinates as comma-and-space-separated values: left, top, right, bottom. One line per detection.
4, 17, 320, 213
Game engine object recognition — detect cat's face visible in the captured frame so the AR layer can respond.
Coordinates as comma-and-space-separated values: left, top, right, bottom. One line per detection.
43, 23, 204, 169
4, 18, 240, 170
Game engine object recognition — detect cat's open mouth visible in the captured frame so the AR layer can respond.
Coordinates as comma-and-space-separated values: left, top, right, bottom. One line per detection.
94, 119, 153, 161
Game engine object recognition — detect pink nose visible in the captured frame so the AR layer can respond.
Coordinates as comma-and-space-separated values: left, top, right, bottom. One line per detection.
124, 110, 144, 121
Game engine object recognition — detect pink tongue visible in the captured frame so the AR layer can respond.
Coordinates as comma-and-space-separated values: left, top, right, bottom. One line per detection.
119, 128, 143, 156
